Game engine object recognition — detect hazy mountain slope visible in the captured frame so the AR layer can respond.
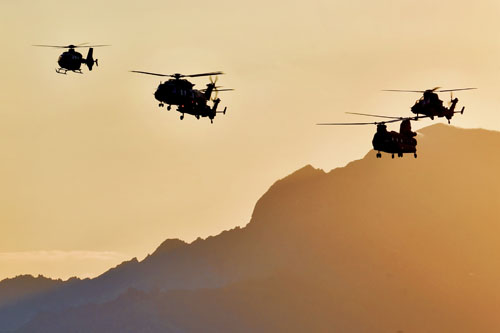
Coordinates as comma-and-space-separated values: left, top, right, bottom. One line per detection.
4, 124, 500, 332
18, 274, 341, 333
0, 275, 81, 332
0, 275, 67, 309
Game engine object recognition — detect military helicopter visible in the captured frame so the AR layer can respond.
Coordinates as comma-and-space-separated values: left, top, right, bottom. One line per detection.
383, 87, 476, 123
131, 70, 233, 123
318, 113, 430, 159
33, 43, 109, 74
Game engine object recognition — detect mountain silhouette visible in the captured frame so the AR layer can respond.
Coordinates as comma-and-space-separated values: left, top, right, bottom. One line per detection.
2, 124, 500, 332
0, 275, 65, 309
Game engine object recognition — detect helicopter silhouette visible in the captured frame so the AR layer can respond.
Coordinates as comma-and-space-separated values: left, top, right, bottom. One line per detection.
318, 112, 431, 159
33, 43, 110, 74
131, 70, 233, 123
383, 87, 476, 123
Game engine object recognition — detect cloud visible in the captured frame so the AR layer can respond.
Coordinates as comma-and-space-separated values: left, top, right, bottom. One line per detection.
0, 250, 127, 262
0, 250, 131, 280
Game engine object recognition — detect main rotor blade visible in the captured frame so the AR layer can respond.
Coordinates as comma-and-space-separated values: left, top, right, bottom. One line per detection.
131, 71, 223, 78
383, 88, 477, 93
32, 44, 67, 48
435, 88, 477, 93
317, 122, 380, 126
81, 44, 111, 48
318, 116, 426, 126
33, 43, 110, 49
413, 115, 432, 120
200, 88, 234, 92
346, 112, 402, 120
382, 89, 425, 93
346, 112, 431, 121
130, 70, 170, 77
186, 71, 224, 78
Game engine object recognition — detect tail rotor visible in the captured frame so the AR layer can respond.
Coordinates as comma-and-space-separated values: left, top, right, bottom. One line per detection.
448, 92, 454, 107
209, 75, 219, 100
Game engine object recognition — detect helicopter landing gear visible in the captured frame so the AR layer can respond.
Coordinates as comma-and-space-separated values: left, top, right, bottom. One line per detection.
376, 152, 382, 158
414, 153, 417, 158
210, 119, 213, 124
159, 103, 164, 107
392, 153, 395, 159
397, 153, 403, 158
167, 105, 171, 111
55, 68, 68, 74
180, 114, 184, 120
196, 115, 200, 120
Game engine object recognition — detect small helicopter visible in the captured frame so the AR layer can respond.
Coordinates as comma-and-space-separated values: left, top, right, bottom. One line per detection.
33, 43, 109, 74
383, 87, 476, 123
318, 113, 430, 159
131, 70, 233, 123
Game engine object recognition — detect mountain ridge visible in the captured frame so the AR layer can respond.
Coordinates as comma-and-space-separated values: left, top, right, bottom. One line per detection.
2, 124, 500, 332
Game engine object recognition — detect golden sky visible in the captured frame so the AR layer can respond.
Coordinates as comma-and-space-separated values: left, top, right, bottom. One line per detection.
0, 0, 499, 279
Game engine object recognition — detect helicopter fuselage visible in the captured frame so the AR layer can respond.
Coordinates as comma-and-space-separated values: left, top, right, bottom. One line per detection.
58, 49, 83, 71
154, 79, 207, 107
33, 43, 104, 74
131, 70, 228, 123
410, 91, 459, 122
178, 103, 216, 120
372, 121, 417, 158
153, 78, 224, 122
55, 48, 96, 74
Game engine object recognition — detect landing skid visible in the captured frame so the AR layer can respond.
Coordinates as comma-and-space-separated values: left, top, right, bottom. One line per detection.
375, 152, 417, 159
55, 68, 83, 74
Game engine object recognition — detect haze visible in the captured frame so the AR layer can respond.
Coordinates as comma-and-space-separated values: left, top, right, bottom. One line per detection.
0, 0, 499, 279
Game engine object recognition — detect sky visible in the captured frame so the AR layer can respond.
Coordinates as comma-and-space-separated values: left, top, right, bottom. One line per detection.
0, 0, 499, 280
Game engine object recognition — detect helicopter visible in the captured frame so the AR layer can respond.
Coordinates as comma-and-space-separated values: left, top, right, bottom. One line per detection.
131, 70, 233, 123
318, 113, 430, 159
383, 87, 476, 123
33, 43, 109, 74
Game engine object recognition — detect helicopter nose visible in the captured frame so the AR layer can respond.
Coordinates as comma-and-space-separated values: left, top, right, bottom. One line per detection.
57, 55, 64, 67
154, 89, 161, 101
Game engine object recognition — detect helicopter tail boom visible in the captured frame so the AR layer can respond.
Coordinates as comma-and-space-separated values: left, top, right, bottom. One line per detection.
216, 107, 227, 114
212, 99, 227, 115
